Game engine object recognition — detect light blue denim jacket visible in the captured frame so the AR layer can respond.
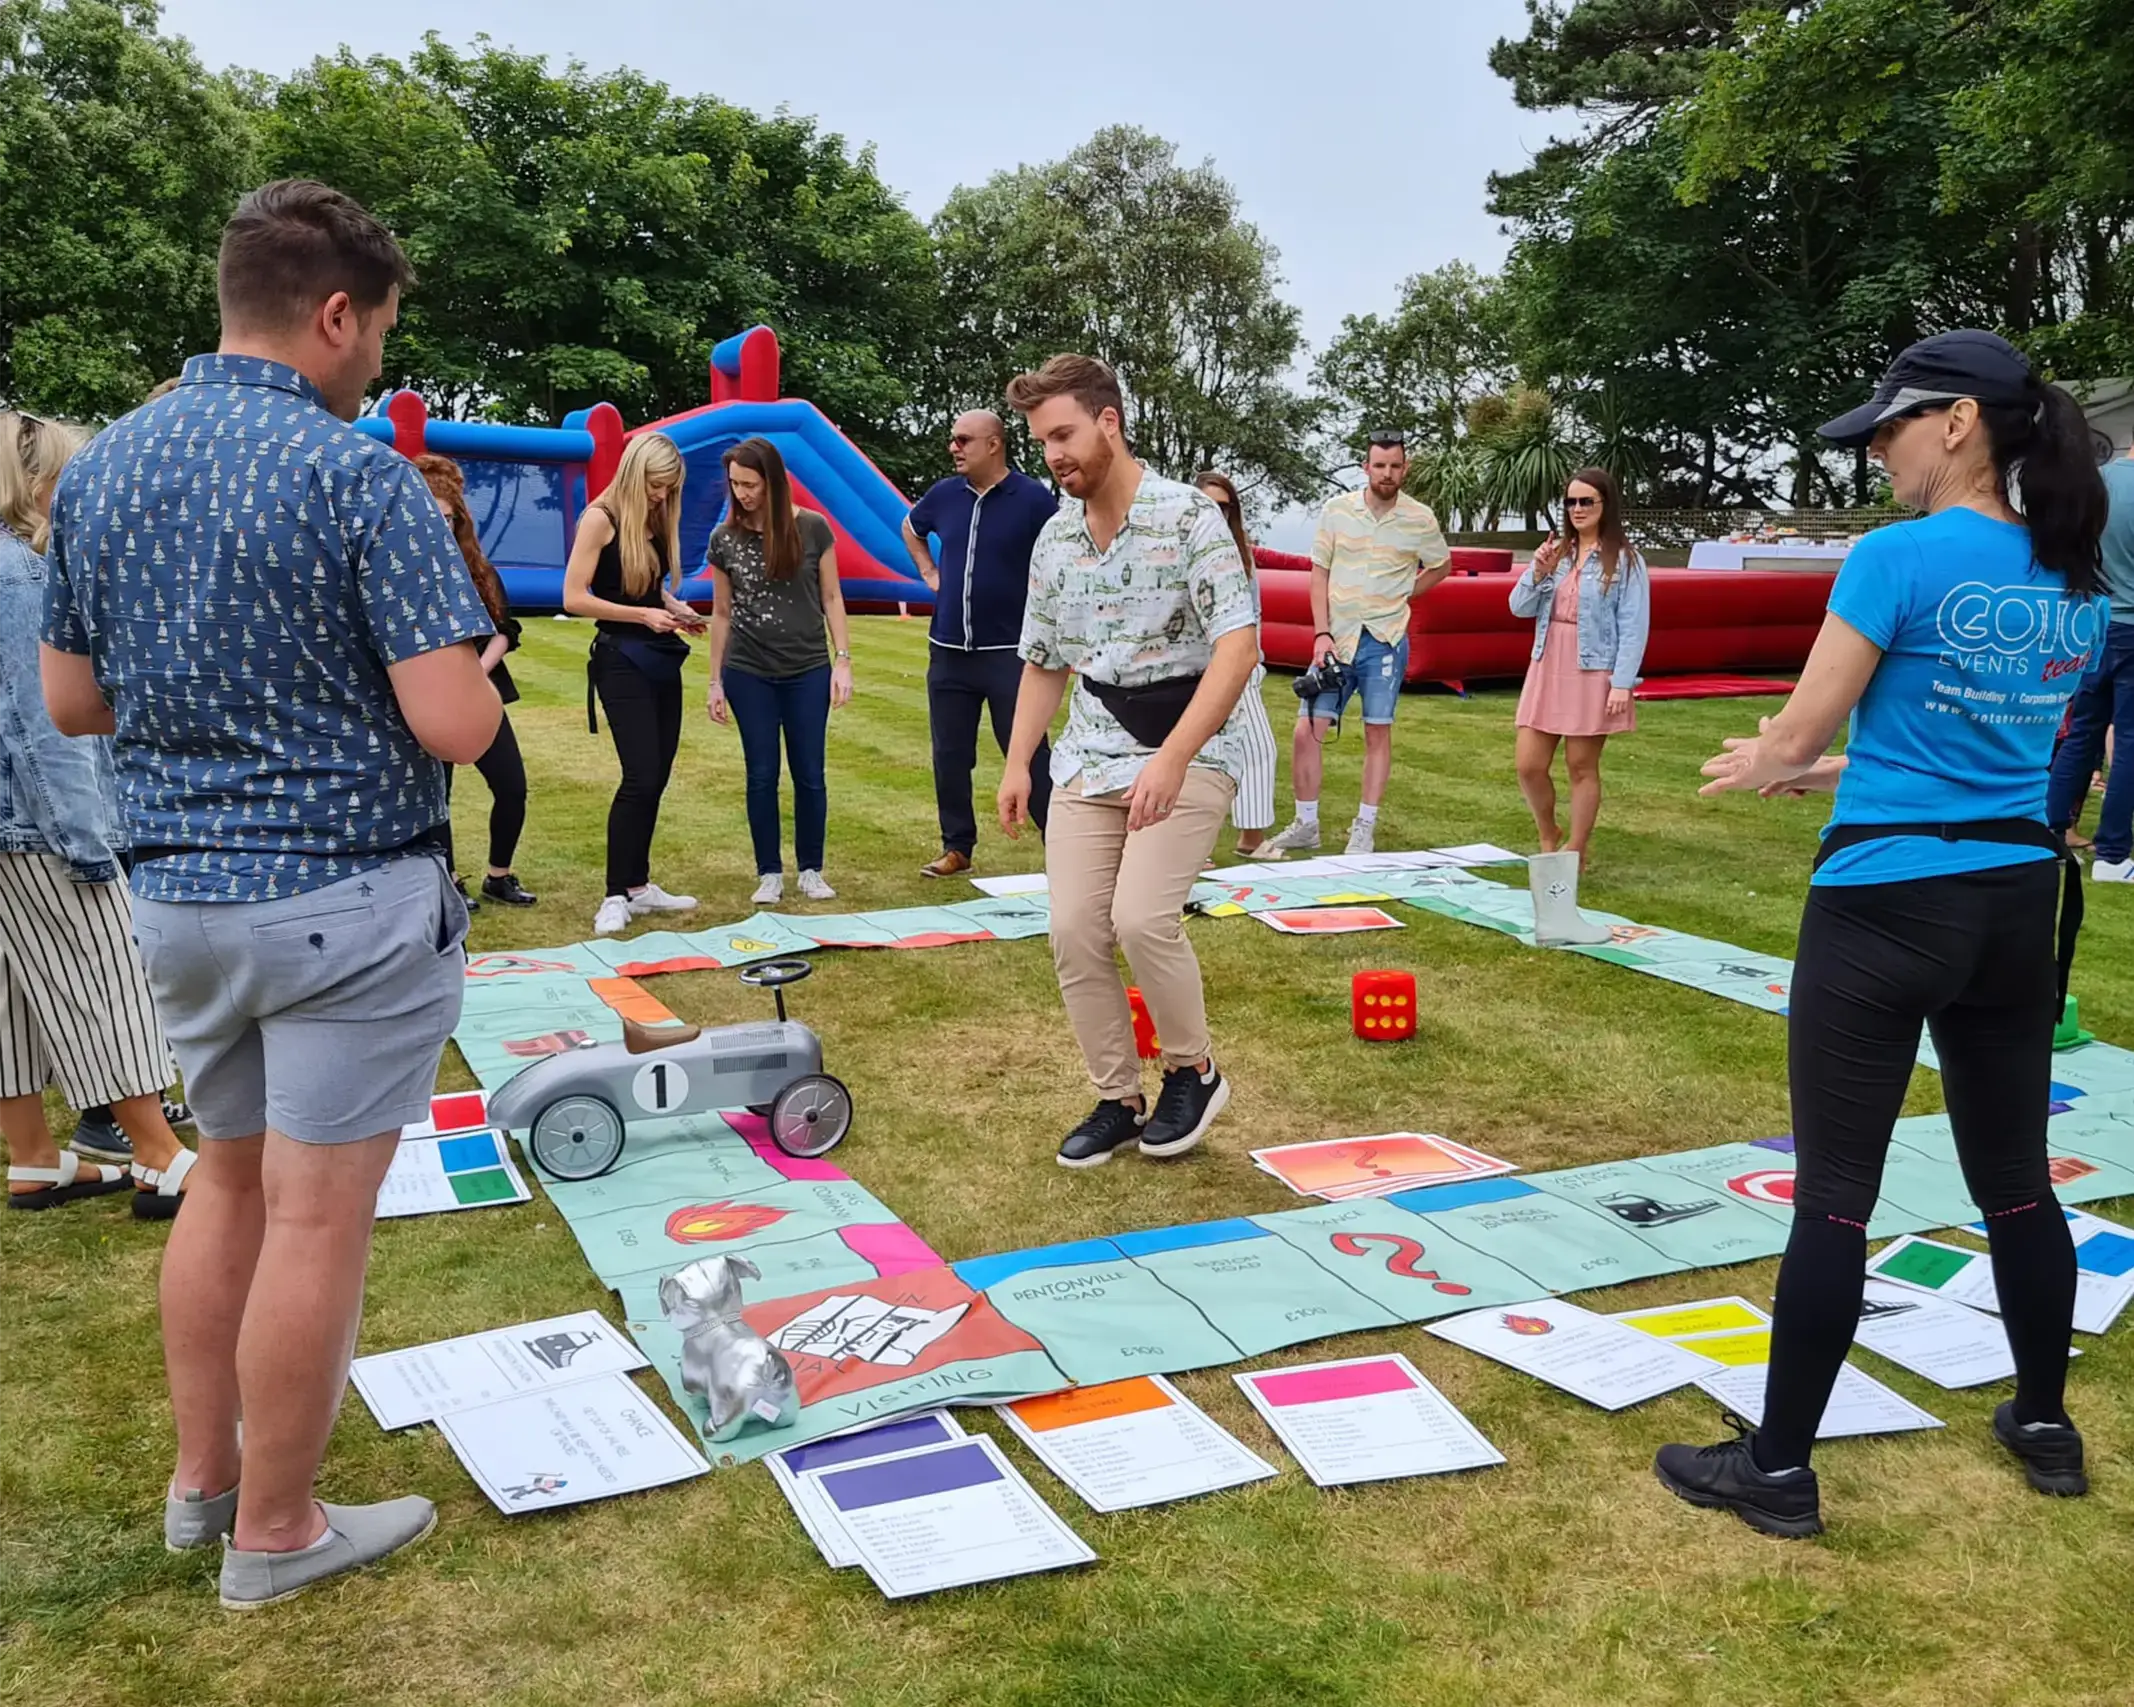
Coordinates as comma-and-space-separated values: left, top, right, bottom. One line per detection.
1508, 544, 1653, 690
0, 523, 124, 881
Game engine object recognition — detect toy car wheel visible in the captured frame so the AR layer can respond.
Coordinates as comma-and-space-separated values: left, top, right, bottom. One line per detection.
527, 1094, 627, 1181
768, 1073, 852, 1158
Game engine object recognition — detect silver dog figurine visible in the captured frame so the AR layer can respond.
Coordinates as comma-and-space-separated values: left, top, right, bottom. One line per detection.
658, 1255, 800, 1442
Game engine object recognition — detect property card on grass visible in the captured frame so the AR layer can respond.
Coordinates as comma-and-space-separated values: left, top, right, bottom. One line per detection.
1256, 906, 1406, 936
1965, 1207, 2134, 1284
765, 1411, 966, 1567
1853, 1280, 2023, 1388
1869, 1233, 2134, 1335
1233, 1354, 1503, 1487
439, 1368, 709, 1513
1427, 1298, 1723, 1410
970, 873, 1049, 897
1001, 1377, 1276, 1511
399, 1090, 491, 1140
351, 1310, 648, 1429
375, 1129, 530, 1219
807, 1435, 1095, 1599
1612, 1298, 1940, 1439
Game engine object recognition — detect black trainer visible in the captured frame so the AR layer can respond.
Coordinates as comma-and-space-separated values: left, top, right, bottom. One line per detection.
1654, 1419, 1823, 1539
454, 875, 480, 911
1139, 1060, 1229, 1159
1993, 1401, 2088, 1496
1057, 1099, 1147, 1169
482, 873, 539, 907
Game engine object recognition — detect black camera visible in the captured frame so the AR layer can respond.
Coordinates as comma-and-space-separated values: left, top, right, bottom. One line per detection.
1294, 659, 1343, 701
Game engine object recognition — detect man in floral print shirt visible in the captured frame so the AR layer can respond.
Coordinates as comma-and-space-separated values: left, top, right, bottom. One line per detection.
41, 180, 501, 1609
999, 354, 1260, 1171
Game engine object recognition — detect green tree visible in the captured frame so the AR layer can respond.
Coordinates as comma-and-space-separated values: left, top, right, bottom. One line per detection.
260, 36, 944, 484
0, 0, 258, 416
930, 125, 1323, 504
1312, 262, 1511, 456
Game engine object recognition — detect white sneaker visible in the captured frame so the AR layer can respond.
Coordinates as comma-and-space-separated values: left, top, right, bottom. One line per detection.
628, 882, 696, 914
593, 895, 632, 936
1345, 819, 1376, 856
797, 869, 836, 901
2091, 856, 2134, 884
1261, 817, 1320, 860
752, 872, 784, 906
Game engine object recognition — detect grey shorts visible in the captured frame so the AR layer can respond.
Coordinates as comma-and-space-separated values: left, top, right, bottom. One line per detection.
131, 856, 469, 1144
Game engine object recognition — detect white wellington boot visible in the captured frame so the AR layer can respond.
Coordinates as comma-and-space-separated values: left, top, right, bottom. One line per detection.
1528, 850, 1612, 947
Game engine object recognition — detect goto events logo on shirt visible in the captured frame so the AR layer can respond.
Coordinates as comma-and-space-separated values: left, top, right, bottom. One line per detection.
1936, 581, 2100, 678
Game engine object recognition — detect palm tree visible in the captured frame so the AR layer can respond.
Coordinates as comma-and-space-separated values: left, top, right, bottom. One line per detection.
1469, 385, 1576, 529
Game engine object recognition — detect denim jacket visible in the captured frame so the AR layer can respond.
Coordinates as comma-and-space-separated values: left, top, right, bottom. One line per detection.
0, 524, 124, 880
1509, 544, 1653, 690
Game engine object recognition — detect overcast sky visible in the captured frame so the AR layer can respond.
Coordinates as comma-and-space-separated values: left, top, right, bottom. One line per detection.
160, 0, 1563, 540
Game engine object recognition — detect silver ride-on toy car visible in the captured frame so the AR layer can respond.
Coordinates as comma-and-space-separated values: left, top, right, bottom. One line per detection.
485, 959, 852, 1182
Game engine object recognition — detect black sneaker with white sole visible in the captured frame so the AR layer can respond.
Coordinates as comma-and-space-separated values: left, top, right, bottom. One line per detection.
68, 1107, 133, 1164
1139, 1061, 1228, 1159
1653, 1420, 1823, 1539
1993, 1401, 2088, 1496
1056, 1099, 1147, 1168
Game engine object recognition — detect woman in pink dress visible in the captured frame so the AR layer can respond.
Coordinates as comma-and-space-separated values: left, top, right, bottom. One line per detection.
1510, 467, 1651, 865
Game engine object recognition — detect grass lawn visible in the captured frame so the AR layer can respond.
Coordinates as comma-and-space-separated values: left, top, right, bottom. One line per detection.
6, 614, 2132, 1707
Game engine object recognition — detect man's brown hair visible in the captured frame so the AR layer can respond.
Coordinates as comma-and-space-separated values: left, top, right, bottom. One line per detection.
218, 180, 416, 333
1005, 353, 1126, 428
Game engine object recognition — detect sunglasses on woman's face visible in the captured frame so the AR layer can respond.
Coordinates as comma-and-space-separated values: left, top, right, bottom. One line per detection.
1564, 495, 1600, 509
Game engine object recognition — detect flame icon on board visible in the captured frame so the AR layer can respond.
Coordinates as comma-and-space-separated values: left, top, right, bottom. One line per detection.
664, 1200, 791, 1244
1501, 1313, 1554, 1336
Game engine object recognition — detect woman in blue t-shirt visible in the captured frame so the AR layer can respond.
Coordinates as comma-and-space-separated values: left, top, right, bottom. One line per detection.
1655, 332, 2109, 1538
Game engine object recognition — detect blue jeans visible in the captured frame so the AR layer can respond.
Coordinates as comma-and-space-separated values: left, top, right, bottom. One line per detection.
1305, 630, 1409, 726
723, 664, 830, 875
2047, 621, 2134, 864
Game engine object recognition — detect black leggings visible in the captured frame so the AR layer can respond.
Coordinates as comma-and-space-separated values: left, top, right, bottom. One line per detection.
594, 652, 683, 898
443, 710, 529, 874
1757, 862, 2077, 1468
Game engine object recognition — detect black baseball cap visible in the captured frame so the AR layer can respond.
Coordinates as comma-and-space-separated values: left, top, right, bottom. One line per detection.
1818, 330, 2034, 447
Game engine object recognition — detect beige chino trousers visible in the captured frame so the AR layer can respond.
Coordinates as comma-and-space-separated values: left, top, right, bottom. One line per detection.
1045, 766, 1235, 1101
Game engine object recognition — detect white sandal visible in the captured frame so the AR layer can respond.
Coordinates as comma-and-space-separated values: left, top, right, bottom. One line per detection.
7, 1152, 131, 1211
130, 1146, 197, 1221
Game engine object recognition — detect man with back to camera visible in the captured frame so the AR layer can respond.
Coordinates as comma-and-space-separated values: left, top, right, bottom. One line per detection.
42, 179, 500, 1609
2048, 435, 2134, 880
1263, 429, 1451, 856
998, 354, 1260, 1168
902, 408, 1059, 877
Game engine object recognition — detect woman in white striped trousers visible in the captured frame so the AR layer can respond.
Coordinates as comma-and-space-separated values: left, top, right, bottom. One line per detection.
1196, 472, 1279, 855
1, 412, 191, 1216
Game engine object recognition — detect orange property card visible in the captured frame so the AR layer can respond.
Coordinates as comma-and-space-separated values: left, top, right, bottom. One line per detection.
1250, 1133, 1515, 1197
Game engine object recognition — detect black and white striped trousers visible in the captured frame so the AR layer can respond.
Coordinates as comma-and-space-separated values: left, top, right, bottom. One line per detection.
0, 852, 171, 1106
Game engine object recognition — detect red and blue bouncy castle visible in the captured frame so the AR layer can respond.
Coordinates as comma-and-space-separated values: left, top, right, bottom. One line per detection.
352, 325, 928, 613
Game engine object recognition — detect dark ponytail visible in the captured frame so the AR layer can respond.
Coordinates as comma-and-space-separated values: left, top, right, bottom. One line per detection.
1983, 379, 2107, 596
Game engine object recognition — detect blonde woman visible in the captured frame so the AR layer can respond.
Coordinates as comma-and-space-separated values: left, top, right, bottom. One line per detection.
563, 433, 707, 935
1, 411, 193, 1214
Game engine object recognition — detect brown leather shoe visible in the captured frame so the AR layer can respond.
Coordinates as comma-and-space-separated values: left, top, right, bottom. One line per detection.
921, 850, 972, 879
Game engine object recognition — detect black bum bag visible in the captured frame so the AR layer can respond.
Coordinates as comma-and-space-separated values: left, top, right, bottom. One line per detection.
1081, 672, 1204, 749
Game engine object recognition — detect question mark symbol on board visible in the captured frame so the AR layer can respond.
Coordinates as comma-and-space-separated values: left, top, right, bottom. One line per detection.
1329, 1232, 1472, 1295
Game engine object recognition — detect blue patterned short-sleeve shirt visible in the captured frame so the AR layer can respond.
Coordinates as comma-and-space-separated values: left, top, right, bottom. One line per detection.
43, 354, 493, 903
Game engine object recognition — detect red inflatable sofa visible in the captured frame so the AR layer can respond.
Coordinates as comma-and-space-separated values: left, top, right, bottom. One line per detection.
1255, 547, 1833, 688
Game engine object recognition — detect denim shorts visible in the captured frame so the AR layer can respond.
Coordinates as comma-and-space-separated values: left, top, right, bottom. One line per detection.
130, 856, 469, 1144
1305, 630, 1409, 726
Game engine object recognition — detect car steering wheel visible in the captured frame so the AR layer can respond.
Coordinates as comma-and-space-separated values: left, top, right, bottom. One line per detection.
738, 959, 814, 989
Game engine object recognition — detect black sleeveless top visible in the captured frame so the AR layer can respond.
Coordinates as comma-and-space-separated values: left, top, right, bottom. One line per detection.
588, 521, 674, 639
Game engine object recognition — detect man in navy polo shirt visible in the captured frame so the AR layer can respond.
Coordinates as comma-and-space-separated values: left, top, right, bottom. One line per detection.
902, 409, 1059, 877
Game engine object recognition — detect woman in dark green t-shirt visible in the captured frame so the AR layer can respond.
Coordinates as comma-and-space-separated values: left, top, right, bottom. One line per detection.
704, 436, 854, 906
